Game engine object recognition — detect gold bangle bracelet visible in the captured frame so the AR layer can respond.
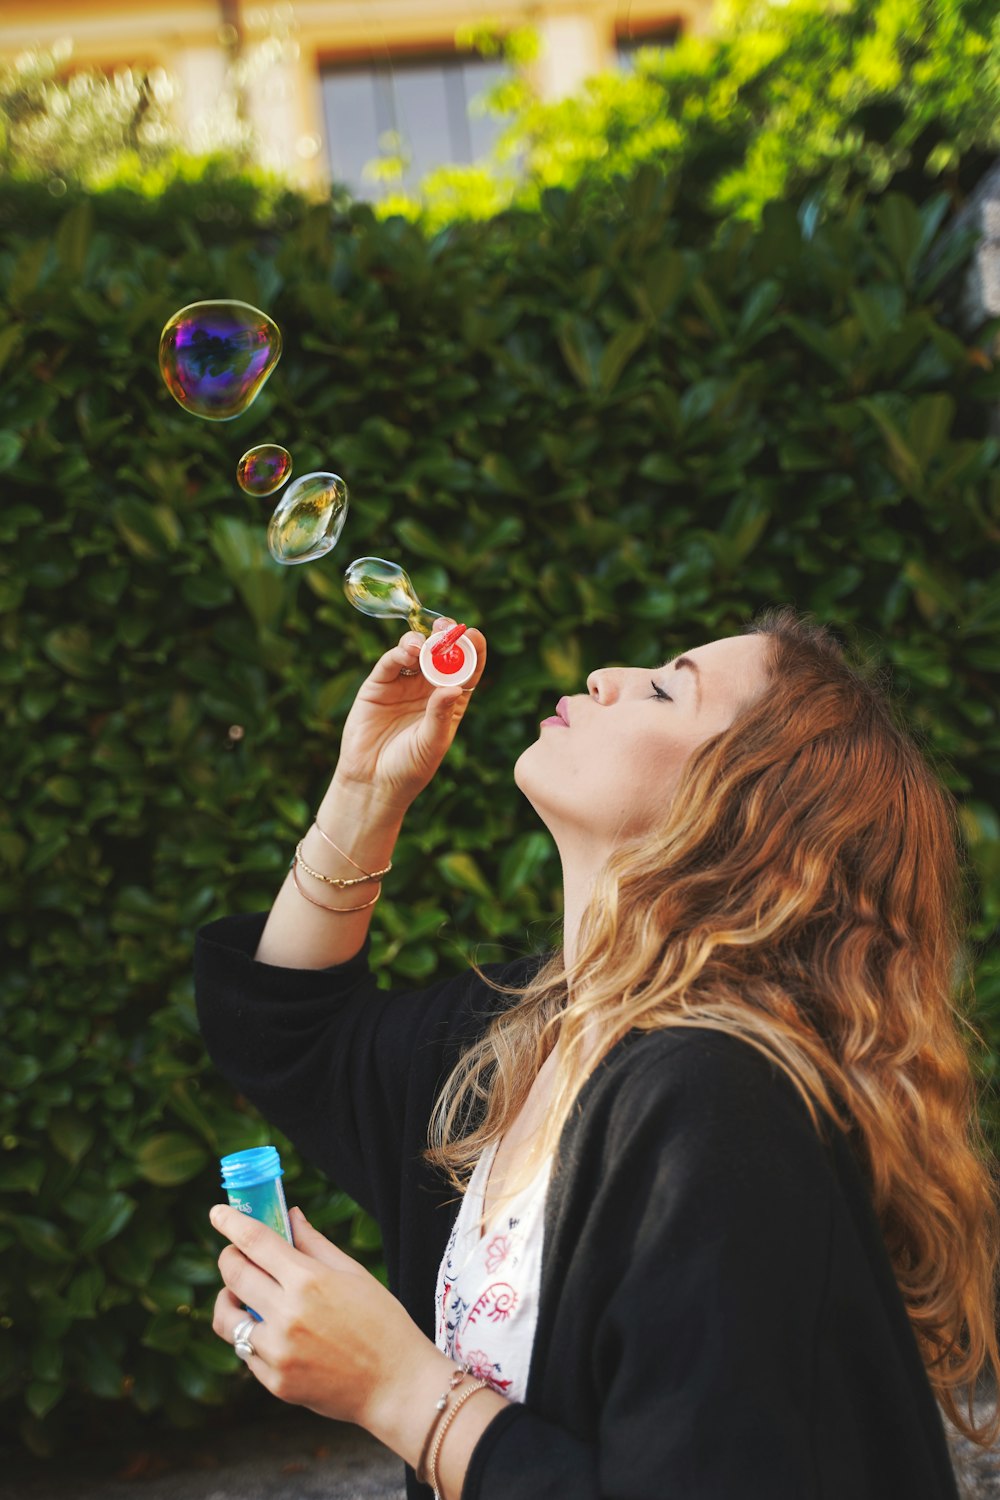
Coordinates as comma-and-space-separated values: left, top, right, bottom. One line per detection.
295, 839, 390, 889
415, 1366, 468, 1486
313, 818, 389, 876
291, 861, 382, 913
429, 1379, 491, 1498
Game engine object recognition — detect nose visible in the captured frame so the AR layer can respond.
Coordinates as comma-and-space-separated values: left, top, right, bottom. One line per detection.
586, 667, 622, 704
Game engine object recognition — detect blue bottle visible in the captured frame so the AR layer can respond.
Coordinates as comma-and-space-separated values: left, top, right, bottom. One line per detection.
219, 1146, 295, 1322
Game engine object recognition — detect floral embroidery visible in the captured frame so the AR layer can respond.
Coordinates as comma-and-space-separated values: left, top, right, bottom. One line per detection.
463, 1348, 514, 1395
433, 1144, 552, 1406
484, 1233, 510, 1272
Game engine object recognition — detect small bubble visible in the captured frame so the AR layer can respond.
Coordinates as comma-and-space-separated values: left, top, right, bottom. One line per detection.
0, 1318, 12, 1330
47, 178, 68, 198
237, 443, 292, 496
227, 724, 245, 741
217, 22, 239, 46
1, 1135, 17, 1150
296, 134, 321, 159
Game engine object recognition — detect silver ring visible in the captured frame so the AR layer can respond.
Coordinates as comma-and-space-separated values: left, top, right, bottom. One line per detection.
232, 1316, 257, 1359
398, 667, 420, 677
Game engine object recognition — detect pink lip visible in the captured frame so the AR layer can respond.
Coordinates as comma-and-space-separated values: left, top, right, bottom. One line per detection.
540, 698, 571, 729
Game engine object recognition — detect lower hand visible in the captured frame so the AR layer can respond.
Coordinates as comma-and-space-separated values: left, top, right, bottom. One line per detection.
209, 1202, 426, 1427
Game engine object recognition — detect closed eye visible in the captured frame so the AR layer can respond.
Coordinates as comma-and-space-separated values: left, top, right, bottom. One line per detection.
651, 680, 673, 702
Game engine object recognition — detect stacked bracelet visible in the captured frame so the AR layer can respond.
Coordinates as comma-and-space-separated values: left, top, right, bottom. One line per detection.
415, 1366, 467, 1486
294, 839, 391, 889
289, 820, 390, 915
428, 1378, 491, 1497
291, 862, 382, 913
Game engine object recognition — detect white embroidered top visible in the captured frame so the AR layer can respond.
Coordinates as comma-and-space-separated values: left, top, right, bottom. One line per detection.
433, 1137, 554, 1402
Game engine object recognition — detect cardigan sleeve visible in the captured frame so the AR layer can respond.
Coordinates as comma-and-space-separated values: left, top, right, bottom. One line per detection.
193, 911, 538, 1219
462, 1034, 837, 1500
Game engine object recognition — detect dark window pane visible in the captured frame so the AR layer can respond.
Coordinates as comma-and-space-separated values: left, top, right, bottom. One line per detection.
320, 53, 515, 200
617, 23, 682, 72
392, 62, 453, 187
321, 70, 379, 196
462, 58, 510, 161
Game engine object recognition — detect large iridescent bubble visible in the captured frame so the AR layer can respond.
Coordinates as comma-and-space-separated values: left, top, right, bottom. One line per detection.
159, 300, 282, 420
237, 444, 293, 497
268, 473, 349, 564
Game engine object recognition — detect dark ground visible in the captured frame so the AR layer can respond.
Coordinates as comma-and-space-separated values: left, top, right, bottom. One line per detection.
2, 1383, 999, 1499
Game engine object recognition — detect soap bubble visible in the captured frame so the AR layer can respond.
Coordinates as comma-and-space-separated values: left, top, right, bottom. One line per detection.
268, 473, 349, 564
237, 443, 293, 497
158, 300, 282, 420
343, 557, 442, 634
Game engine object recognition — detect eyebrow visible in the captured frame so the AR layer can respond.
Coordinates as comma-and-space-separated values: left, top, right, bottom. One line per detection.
666, 654, 702, 712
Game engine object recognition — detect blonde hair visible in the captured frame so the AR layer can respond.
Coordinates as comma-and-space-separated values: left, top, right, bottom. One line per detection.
422, 606, 1000, 1446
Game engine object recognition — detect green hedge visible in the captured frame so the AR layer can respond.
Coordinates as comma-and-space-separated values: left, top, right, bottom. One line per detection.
1, 165, 999, 1453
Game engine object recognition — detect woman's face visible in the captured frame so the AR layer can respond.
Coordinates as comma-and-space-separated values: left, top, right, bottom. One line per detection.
514, 633, 769, 847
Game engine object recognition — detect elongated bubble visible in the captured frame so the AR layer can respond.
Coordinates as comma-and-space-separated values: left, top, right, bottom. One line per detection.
237, 444, 292, 497
342, 557, 441, 635
268, 473, 349, 564
159, 300, 282, 420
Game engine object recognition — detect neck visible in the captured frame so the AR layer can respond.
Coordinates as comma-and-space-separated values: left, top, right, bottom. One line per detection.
552, 830, 609, 973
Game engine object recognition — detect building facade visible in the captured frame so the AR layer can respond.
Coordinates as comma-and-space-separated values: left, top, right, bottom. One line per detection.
0, 0, 712, 195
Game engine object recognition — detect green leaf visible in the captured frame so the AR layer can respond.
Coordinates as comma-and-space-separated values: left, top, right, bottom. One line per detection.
55, 199, 94, 277
26, 1380, 65, 1420
498, 833, 554, 901
436, 853, 493, 901
857, 397, 923, 493
907, 393, 954, 473
141, 1309, 191, 1355
134, 1134, 210, 1187
556, 316, 602, 390
598, 323, 646, 392
9, 1215, 73, 1263
77, 1192, 136, 1253
47, 1109, 96, 1167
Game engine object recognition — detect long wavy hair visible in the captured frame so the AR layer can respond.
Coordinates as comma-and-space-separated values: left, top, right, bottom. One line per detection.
422, 605, 1000, 1445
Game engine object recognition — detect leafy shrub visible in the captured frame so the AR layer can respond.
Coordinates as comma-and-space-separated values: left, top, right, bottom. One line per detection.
388, 0, 1000, 226
1, 155, 998, 1453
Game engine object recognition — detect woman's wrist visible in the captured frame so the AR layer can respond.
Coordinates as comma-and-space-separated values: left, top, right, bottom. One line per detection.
321, 770, 410, 825
363, 1335, 511, 1499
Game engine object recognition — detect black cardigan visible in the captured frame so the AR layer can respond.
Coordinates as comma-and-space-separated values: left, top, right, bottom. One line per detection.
193, 911, 961, 1500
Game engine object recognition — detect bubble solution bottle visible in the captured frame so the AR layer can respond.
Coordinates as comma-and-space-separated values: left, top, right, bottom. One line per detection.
219, 1146, 295, 1322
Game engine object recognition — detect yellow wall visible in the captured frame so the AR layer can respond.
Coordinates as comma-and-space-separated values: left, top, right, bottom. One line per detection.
1, 1, 715, 188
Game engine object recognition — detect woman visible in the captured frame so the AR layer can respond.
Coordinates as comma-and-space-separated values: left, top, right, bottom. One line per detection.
194, 606, 1000, 1500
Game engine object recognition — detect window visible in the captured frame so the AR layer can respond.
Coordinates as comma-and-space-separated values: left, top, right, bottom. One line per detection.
320, 52, 511, 200
616, 20, 682, 71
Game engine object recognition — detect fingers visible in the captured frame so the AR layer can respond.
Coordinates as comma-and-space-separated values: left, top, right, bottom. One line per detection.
364, 617, 487, 693
287, 1205, 359, 1273
212, 1284, 272, 1360
368, 633, 424, 686
210, 1203, 301, 1285
217, 1242, 282, 1320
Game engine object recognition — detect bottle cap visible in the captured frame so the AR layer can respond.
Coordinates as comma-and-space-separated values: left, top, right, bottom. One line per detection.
220, 1146, 284, 1191
419, 628, 477, 688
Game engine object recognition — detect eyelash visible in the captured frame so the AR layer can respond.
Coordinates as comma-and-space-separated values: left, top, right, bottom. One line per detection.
651, 680, 673, 702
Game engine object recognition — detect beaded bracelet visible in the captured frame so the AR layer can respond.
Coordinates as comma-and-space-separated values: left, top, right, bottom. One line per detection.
295, 838, 391, 889
415, 1366, 467, 1486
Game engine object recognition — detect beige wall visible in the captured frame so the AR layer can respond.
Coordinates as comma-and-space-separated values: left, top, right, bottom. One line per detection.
0, 0, 714, 188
